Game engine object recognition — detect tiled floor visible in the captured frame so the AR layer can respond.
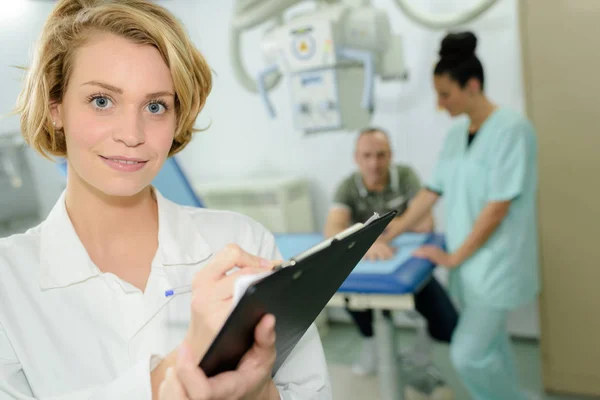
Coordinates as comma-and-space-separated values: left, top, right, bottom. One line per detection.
320, 323, 589, 400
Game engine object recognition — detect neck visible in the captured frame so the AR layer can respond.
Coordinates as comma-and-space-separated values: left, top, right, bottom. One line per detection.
363, 170, 389, 192
65, 170, 158, 249
467, 96, 496, 132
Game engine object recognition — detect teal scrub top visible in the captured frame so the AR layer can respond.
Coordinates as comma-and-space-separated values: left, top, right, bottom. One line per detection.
428, 107, 540, 309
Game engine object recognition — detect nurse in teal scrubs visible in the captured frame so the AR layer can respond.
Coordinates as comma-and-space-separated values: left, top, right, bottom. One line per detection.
379, 31, 539, 400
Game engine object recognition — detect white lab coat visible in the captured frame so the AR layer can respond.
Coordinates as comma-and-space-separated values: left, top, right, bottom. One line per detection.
0, 189, 332, 399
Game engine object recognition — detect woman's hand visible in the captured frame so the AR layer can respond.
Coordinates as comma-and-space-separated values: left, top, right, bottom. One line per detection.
413, 245, 459, 268
184, 244, 276, 363
159, 314, 280, 400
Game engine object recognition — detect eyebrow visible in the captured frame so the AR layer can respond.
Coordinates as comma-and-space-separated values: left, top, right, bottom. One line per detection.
82, 81, 174, 99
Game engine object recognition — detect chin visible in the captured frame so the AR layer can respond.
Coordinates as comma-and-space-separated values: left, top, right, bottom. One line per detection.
449, 108, 466, 117
367, 174, 384, 183
92, 179, 152, 198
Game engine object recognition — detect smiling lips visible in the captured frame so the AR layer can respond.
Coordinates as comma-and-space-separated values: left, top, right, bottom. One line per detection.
100, 155, 148, 172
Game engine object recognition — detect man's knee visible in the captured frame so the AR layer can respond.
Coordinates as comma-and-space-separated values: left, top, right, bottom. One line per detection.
414, 278, 458, 342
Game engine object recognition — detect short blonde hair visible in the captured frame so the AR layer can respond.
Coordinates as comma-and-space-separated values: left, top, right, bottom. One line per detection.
15, 0, 212, 159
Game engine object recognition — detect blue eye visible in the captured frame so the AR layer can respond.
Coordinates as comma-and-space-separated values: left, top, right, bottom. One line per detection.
92, 96, 113, 109
147, 102, 167, 114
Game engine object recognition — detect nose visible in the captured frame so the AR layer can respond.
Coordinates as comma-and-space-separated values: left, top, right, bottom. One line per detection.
437, 96, 444, 110
368, 159, 381, 172
114, 109, 145, 147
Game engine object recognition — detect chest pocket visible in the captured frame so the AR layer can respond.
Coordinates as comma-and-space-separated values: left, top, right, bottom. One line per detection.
386, 195, 407, 210
165, 291, 193, 325
463, 156, 491, 204
162, 260, 209, 326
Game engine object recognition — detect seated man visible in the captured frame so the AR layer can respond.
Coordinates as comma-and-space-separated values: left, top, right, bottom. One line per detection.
324, 127, 458, 377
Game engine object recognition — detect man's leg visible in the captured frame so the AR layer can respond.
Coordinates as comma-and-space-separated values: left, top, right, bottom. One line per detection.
413, 276, 458, 343
346, 308, 379, 375
400, 276, 457, 398
347, 308, 374, 337
402, 276, 458, 367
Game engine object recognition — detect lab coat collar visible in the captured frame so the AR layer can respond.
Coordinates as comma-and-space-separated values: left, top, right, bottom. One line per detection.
39, 188, 212, 290
355, 165, 399, 198
154, 189, 212, 266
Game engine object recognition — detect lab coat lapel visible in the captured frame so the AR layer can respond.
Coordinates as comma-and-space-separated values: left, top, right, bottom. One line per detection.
139, 189, 213, 331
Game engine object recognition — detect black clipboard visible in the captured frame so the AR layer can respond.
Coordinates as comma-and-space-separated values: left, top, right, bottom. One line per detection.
199, 210, 397, 377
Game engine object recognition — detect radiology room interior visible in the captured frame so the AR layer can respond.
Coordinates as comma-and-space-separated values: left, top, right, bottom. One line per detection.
1, 0, 599, 399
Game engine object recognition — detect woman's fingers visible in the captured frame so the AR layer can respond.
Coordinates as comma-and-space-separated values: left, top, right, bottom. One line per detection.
175, 343, 212, 400
212, 267, 273, 300
199, 244, 274, 282
238, 314, 277, 373
159, 367, 187, 399
254, 314, 276, 351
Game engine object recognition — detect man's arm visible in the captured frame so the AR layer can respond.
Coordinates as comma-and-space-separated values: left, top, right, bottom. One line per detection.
394, 167, 436, 234
448, 200, 510, 267
381, 189, 439, 241
324, 207, 351, 238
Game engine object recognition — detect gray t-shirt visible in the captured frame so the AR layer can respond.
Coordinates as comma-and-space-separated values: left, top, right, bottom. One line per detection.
333, 164, 421, 224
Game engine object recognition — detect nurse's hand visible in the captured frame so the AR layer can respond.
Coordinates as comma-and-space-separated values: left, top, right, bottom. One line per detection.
413, 245, 459, 268
184, 244, 277, 363
364, 240, 396, 261
160, 314, 279, 400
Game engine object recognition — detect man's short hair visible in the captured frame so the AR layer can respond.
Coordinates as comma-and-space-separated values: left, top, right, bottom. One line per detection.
356, 127, 391, 152
358, 126, 389, 139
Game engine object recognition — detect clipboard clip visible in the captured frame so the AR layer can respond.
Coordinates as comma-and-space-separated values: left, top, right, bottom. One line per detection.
364, 212, 380, 226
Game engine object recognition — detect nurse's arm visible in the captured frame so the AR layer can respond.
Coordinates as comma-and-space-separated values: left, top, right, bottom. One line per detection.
409, 212, 435, 233
449, 200, 511, 267
380, 189, 439, 241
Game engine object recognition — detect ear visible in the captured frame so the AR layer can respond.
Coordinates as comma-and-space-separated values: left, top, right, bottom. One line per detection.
49, 102, 64, 130
466, 78, 481, 95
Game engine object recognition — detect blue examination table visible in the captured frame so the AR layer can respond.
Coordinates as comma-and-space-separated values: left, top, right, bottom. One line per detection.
274, 232, 446, 400
274, 232, 444, 295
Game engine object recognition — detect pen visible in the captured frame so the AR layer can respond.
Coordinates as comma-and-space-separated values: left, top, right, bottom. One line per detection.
165, 285, 192, 297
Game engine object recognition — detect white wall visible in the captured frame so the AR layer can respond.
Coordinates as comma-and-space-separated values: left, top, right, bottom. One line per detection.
0, 0, 526, 226
172, 0, 526, 232
0, 2, 66, 218
0, 0, 538, 337
0, 2, 53, 135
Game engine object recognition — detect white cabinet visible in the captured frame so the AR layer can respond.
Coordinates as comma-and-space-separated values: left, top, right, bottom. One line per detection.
194, 176, 316, 234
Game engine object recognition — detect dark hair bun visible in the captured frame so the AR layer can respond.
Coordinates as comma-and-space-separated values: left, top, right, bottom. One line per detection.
439, 31, 477, 61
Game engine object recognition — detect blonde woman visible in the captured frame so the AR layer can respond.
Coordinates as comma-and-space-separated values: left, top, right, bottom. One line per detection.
0, 0, 331, 399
